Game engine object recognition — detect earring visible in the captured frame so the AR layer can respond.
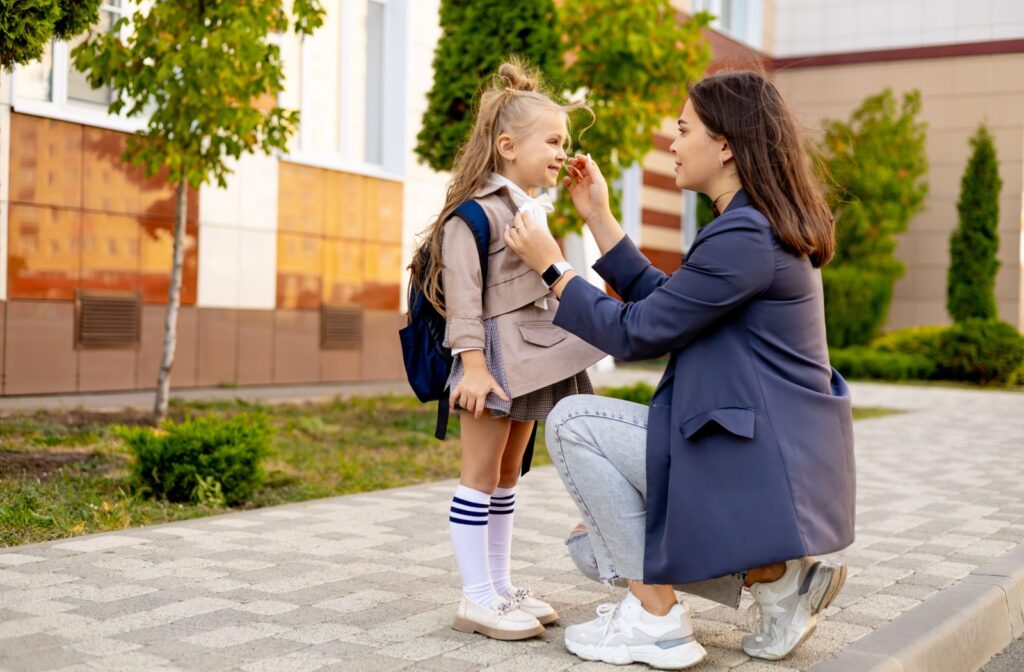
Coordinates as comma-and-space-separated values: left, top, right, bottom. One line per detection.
719, 156, 724, 168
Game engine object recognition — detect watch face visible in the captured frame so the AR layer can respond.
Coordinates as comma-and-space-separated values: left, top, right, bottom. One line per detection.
542, 264, 561, 287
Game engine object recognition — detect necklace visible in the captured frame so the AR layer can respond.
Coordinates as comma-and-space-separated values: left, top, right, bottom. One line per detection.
711, 188, 738, 213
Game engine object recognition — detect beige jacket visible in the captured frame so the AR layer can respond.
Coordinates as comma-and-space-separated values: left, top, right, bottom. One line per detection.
441, 182, 605, 398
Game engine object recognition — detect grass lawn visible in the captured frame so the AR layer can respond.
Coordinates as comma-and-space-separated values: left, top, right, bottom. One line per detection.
0, 394, 896, 547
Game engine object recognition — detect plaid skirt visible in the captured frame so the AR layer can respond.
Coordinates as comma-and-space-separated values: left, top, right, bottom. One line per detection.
446, 317, 594, 422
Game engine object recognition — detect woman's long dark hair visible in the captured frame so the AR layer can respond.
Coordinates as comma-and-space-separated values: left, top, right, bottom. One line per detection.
688, 71, 835, 267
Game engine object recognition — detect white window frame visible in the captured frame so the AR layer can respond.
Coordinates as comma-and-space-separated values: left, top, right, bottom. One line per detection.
284, 0, 407, 182
7, 2, 147, 134
692, 0, 763, 50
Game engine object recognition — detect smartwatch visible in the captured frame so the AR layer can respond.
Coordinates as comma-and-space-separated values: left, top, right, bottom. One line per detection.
542, 261, 574, 288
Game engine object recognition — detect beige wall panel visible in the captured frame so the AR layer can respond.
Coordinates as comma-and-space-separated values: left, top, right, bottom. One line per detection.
197, 308, 239, 387
360, 310, 406, 381
139, 305, 198, 389
79, 348, 137, 392
272, 310, 319, 384
3, 300, 76, 394
237, 310, 274, 387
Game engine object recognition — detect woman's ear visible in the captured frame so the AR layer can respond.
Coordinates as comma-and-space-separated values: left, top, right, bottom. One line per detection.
496, 133, 516, 163
720, 141, 734, 167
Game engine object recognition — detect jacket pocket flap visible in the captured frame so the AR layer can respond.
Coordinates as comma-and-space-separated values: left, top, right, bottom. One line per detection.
681, 407, 755, 439
518, 321, 568, 348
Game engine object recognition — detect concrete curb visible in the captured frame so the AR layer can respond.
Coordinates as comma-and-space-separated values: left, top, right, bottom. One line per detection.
812, 543, 1024, 672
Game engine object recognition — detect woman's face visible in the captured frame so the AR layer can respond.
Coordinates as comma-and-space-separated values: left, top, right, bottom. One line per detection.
669, 99, 721, 194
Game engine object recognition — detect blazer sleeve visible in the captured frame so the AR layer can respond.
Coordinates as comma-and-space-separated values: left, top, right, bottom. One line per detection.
591, 234, 671, 303
442, 216, 486, 351
554, 218, 774, 361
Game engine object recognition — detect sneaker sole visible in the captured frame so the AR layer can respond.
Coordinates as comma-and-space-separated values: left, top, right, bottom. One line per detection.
452, 616, 545, 640
809, 562, 847, 615
565, 639, 707, 670
744, 561, 848, 661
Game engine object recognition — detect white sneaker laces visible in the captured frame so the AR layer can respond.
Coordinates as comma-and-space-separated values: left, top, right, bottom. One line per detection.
595, 602, 627, 642
746, 601, 785, 644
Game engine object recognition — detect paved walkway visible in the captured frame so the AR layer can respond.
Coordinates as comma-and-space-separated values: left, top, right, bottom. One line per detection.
1, 376, 1023, 671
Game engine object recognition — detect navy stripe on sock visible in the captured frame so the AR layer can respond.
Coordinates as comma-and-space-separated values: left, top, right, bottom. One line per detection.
450, 506, 488, 517
449, 517, 488, 525
452, 496, 489, 509
490, 493, 515, 501
489, 500, 514, 508
488, 508, 514, 515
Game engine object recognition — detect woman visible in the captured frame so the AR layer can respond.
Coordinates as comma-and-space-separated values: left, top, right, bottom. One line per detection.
504, 71, 855, 669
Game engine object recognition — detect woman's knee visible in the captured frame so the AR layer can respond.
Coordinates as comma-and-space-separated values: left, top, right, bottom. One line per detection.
545, 394, 598, 453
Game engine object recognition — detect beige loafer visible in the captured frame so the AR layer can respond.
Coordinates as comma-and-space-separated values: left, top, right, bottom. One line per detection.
452, 594, 545, 640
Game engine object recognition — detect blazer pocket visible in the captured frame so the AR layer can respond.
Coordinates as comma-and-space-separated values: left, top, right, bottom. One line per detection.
681, 407, 756, 440
518, 321, 568, 348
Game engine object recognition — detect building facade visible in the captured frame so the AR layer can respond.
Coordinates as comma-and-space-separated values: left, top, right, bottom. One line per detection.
1, 0, 1021, 397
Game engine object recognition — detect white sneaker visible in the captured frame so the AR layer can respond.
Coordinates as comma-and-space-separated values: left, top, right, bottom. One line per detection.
742, 558, 847, 660
506, 587, 558, 625
452, 593, 545, 640
564, 591, 706, 669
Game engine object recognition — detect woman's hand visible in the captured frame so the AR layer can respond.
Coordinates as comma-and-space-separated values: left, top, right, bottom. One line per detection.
504, 209, 565, 274
450, 362, 509, 419
564, 154, 611, 224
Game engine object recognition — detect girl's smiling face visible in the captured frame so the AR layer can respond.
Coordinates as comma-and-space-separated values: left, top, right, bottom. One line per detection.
496, 108, 569, 193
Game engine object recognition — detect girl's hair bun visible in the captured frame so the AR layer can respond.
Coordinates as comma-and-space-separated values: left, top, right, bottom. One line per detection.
497, 60, 539, 93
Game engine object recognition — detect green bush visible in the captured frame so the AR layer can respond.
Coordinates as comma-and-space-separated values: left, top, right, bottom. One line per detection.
117, 413, 271, 506
935, 319, 1024, 385
871, 325, 946, 363
830, 347, 936, 381
823, 265, 896, 347
601, 382, 655, 406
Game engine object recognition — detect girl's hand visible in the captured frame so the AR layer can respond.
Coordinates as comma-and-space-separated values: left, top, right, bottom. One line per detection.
451, 365, 509, 419
504, 210, 565, 274
564, 154, 611, 223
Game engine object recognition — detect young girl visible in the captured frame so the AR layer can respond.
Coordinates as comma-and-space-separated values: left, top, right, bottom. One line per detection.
409, 60, 604, 640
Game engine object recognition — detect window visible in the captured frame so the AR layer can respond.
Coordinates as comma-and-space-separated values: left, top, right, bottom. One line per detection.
10, 2, 138, 131
692, 0, 763, 49
284, 0, 407, 178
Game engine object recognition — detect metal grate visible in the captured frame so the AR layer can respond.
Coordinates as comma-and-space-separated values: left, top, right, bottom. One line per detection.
75, 291, 141, 349
321, 306, 362, 350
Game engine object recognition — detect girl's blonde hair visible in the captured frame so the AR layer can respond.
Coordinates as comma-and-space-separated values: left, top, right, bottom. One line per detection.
409, 57, 591, 315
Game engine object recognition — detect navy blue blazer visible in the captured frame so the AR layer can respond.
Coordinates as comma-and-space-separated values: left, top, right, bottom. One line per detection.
554, 189, 856, 584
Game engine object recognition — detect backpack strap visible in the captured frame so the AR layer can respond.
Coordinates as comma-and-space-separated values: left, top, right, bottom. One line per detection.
435, 200, 492, 441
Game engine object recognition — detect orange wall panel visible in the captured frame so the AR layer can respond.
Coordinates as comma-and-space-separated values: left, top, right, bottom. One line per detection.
276, 233, 323, 309
9, 114, 83, 209
81, 211, 140, 294
322, 238, 362, 306
364, 178, 402, 244
139, 220, 198, 304
8, 204, 82, 301
278, 161, 324, 235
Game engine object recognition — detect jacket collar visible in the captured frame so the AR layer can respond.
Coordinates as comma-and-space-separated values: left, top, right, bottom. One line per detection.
472, 180, 506, 198
722, 187, 751, 214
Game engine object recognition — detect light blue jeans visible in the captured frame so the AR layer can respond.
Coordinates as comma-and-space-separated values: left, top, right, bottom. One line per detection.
545, 394, 743, 608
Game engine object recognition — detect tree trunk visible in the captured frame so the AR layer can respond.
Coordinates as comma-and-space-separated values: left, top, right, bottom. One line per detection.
154, 180, 188, 421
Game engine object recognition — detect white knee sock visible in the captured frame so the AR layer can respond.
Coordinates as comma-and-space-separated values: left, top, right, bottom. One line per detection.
449, 484, 498, 607
488, 485, 516, 598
